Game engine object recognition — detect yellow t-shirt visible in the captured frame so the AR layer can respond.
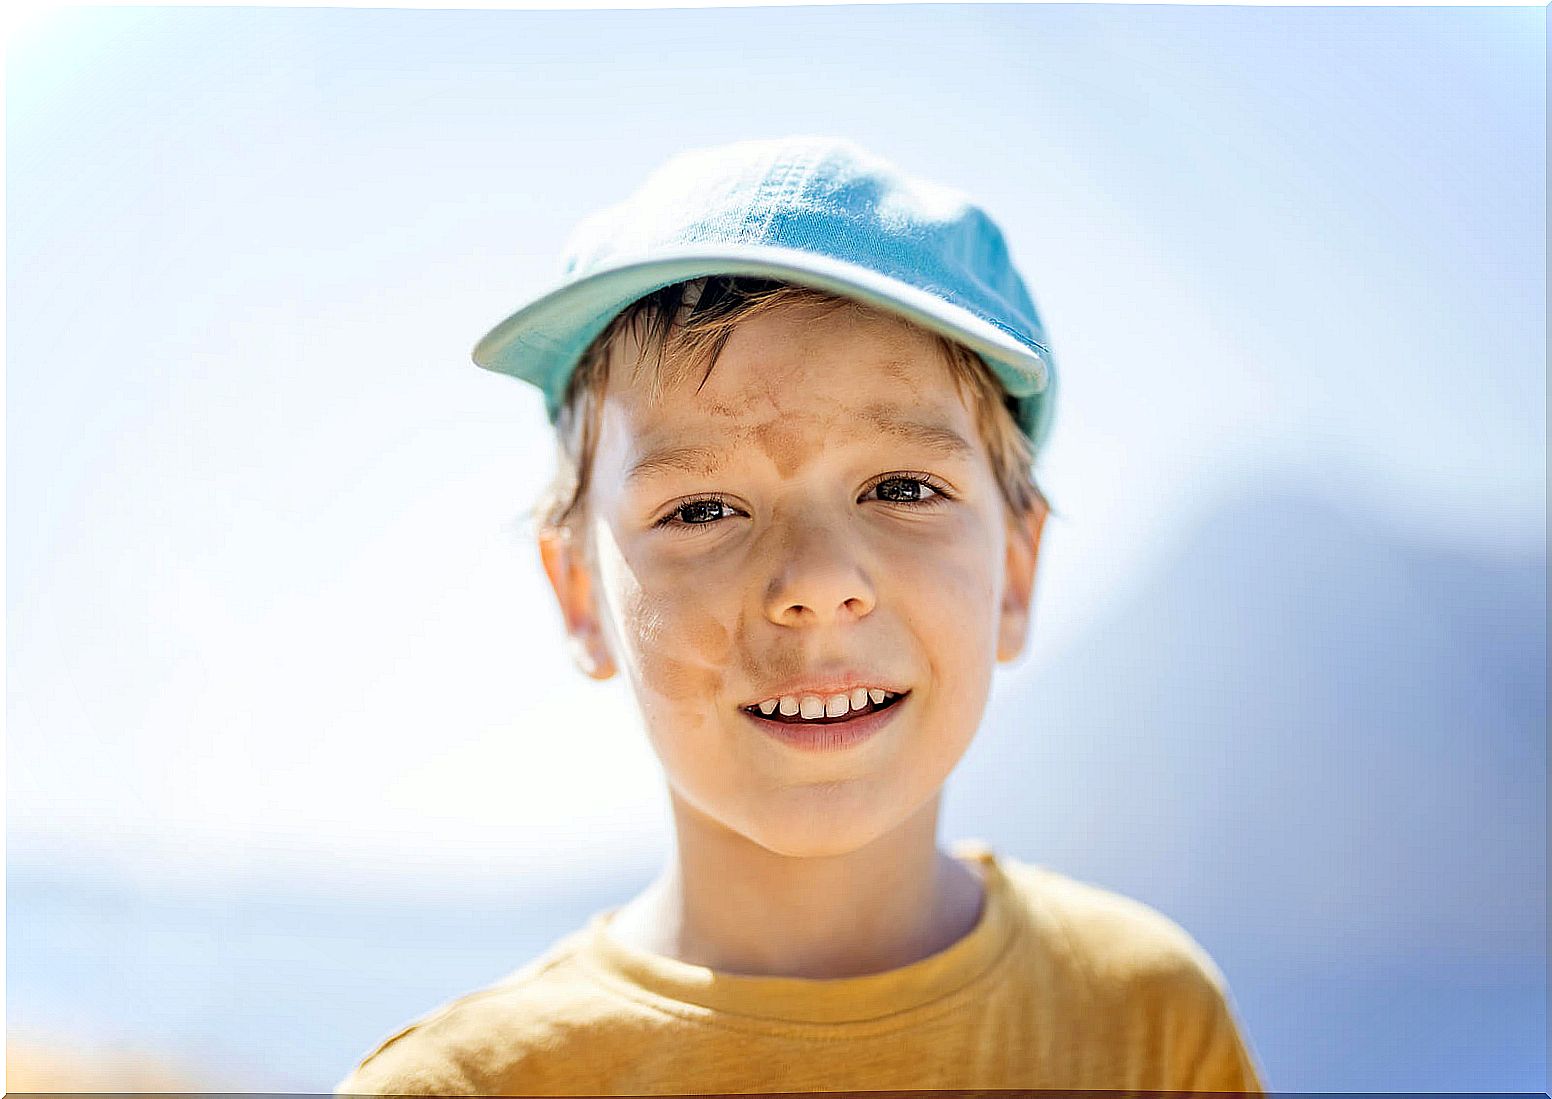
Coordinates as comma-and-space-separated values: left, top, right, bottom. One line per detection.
336, 840, 1266, 1095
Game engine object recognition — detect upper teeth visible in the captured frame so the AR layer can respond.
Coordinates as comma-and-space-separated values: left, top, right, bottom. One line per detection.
750, 688, 898, 720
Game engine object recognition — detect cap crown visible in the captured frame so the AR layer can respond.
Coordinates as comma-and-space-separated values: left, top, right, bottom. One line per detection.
565, 136, 1049, 366
473, 136, 1058, 451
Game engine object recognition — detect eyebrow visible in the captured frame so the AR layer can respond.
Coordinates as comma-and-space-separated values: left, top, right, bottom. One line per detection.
625, 443, 738, 486
868, 417, 977, 459
624, 418, 975, 486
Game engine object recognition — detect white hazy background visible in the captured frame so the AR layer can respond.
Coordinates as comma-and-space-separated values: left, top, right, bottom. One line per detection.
6, 2, 1545, 1091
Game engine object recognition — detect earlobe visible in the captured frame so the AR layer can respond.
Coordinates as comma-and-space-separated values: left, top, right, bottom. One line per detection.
537, 526, 617, 681
996, 502, 1047, 664
567, 631, 611, 680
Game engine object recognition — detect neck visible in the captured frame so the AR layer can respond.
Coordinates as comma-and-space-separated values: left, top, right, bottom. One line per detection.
609, 790, 986, 979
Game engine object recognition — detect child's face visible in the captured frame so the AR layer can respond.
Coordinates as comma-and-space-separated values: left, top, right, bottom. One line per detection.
539, 300, 1044, 858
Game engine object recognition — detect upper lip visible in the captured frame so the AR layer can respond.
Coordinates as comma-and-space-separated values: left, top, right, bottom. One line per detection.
740, 675, 909, 709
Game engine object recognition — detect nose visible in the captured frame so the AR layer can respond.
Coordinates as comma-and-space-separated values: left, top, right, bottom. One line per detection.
761, 514, 877, 627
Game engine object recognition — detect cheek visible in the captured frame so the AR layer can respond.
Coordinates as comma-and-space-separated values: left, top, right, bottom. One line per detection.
882, 510, 1004, 692
603, 547, 737, 719
886, 508, 1003, 616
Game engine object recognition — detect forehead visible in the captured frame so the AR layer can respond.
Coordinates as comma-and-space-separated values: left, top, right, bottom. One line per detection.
597, 300, 979, 475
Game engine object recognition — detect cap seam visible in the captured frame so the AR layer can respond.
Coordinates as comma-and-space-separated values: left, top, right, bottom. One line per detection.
749, 143, 817, 245
481, 136, 1057, 447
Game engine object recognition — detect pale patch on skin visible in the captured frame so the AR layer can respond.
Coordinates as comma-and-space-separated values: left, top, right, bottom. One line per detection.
537, 297, 1046, 978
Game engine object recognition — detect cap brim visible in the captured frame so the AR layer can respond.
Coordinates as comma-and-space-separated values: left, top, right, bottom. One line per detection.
471, 243, 1055, 443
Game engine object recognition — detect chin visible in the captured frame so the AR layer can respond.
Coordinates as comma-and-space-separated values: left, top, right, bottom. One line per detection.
752, 834, 875, 860
737, 791, 902, 860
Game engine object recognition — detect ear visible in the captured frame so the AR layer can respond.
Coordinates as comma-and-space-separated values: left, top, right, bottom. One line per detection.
537, 525, 617, 681
996, 497, 1048, 664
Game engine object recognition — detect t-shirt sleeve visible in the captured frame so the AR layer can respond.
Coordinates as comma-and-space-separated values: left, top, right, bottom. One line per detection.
333, 1024, 482, 1097
334, 1056, 476, 1096
1185, 990, 1267, 1095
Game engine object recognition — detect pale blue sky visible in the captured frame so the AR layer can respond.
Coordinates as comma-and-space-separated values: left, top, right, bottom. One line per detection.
6, 4, 1546, 1089
7, 2, 1544, 878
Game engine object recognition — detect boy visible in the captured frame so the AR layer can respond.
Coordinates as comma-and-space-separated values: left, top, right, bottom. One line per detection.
336, 136, 1265, 1095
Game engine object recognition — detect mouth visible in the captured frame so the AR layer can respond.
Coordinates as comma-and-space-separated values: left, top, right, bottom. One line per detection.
740, 689, 910, 726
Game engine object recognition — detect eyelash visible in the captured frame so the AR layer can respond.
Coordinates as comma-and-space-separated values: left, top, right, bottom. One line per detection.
652, 472, 955, 532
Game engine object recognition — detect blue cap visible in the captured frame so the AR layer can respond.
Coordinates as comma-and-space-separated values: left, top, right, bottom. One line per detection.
471, 135, 1058, 452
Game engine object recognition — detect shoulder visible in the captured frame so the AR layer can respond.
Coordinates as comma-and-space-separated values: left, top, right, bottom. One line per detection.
1002, 858, 1230, 1001
334, 928, 610, 1096
997, 857, 1265, 1091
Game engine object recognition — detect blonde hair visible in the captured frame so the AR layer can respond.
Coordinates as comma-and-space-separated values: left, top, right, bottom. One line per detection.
529, 277, 1054, 552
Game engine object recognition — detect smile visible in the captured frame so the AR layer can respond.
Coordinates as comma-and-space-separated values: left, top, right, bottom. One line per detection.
741, 689, 906, 725
742, 690, 910, 751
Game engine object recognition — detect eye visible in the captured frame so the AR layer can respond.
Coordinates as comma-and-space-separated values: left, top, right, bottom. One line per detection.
863, 473, 953, 508
655, 494, 738, 531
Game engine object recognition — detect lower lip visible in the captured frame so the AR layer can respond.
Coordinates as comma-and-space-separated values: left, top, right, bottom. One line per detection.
742, 693, 909, 752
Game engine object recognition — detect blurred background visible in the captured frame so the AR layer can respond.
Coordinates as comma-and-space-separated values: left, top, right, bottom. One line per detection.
5, 2, 1545, 1092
